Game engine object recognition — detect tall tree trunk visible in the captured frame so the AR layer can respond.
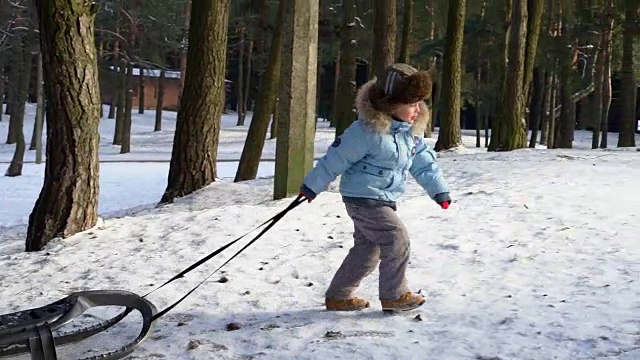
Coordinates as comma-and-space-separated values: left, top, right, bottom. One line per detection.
489, 0, 529, 151
371, 0, 396, 79
120, 61, 133, 154
539, 71, 553, 145
108, 20, 120, 120
178, 0, 192, 105
27, 1, 101, 251
600, 31, 613, 149
0, 54, 5, 119
113, 60, 126, 145
330, 48, 340, 128
6, 35, 33, 177
161, 0, 231, 203
138, 67, 145, 114
34, 53, 44, 164
547, 74, 557, 147
236, 26, 245, 125
154, 70, 165, 132
270, 94, 278, 139
591, 3, 613, 149
475, 0, 488, 147
528, 67, 545, 147
617, 0, 638, 147
273, 0, 319, 200
555, 21, 574, 149
4, 57, 16, 116
4, 71, 12, 115
107, 94, 116, 118
335, 0, 357, 136
523, 0, 544, 102
243, 34, 253, 122
398, 0, 414, 63
107, 44, 117, 120
5, 37, 22, 145
235, 0, 284, 182
475, 57, 482, 147
29, 52, 43, 150
435, 0, 465, 151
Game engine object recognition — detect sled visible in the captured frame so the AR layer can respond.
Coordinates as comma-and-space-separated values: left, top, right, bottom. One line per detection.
0, 290, 156, 360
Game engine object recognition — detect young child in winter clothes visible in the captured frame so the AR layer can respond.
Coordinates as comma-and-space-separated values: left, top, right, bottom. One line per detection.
299, 63, 451, 312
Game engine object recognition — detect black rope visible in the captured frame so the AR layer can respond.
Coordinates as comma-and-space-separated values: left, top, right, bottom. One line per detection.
148, 195, 305, 321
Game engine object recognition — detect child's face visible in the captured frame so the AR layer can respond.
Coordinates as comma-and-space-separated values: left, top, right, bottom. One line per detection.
392, 102, 421, 124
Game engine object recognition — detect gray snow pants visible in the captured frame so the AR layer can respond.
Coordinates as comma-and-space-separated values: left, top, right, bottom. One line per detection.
325, 202, 410, 301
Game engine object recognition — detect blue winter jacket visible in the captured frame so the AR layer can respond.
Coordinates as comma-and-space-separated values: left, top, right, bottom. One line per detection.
302, 80, 450, 205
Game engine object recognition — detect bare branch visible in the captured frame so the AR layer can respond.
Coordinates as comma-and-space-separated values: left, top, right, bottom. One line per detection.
8, 0, 28, 9
120, 8, 136, 25
95, 28, 129, 45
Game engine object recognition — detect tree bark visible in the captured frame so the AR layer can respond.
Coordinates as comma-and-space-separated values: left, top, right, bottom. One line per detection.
161, 0, 230, 203
617, 0, 638, 147
236, 26, 245, 125
523, 0, 544, 102
5, 36, 22, 144
434, 0, 465, 151
600, 30, 613, 149
273, 0, 319, 200
330, 48, 340, 128
489, 0, 529, 151
0, 54, 5, 119
34, 53, 44, 164
178, 0, 192, 104
371, 0, 396, 79
539, 71, 553, 145
154, 70, 165, 132
547, 74, 557, 147
113, 60, 126, 145
554, 21, 574, 149
29, 52, 44, 151
6, 35, 33, 177
475, 63, 482, 148
120, 61, 133, 154
27, 1, 101, 251
591, 3, 613, 149
242, 34, 253, 123
335, 0, 357, 136
235, 0, 284, 182
398, 0, 414, 63
270, 94, 278, 139
138, 67, 145, 114
528, 67, 545, 147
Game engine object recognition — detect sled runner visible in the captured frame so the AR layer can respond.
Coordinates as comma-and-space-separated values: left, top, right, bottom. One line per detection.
0, 290, 156, 360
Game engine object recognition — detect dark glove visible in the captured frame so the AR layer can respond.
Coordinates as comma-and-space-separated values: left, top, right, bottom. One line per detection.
299, 184, 317, 203
434, 192, 451, 210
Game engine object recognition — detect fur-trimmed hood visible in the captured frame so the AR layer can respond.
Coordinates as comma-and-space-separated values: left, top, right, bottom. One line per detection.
355, 80, 430, 136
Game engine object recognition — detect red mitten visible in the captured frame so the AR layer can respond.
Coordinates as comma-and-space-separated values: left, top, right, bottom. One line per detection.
299, 192, 313, 203
439, 201, 450, 210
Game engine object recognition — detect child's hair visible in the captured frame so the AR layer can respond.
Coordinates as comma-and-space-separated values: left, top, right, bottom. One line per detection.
369, 63, 432, 113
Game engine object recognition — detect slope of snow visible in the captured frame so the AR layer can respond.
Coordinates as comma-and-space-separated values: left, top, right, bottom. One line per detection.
1, 104, 639, 359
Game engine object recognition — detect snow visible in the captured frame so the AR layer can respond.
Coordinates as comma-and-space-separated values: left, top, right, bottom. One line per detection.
1, 103, 639, 359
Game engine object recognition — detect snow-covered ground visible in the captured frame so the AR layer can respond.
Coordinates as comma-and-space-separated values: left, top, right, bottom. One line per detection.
1, 103, 639, 359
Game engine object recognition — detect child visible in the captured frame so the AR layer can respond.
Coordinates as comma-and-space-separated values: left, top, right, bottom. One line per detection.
299, 63, 451, 312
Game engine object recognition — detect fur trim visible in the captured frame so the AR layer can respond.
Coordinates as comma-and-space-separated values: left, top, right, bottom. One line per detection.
399, 70, 432, 103
355, 80, 430, 136
371, 67, 432, 113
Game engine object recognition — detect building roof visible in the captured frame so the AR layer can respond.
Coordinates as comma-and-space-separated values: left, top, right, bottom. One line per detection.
108, 66, 232, 83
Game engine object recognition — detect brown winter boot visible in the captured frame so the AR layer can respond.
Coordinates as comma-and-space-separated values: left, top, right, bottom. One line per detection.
380, 292, 425, 312
325, 297, 371, 311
